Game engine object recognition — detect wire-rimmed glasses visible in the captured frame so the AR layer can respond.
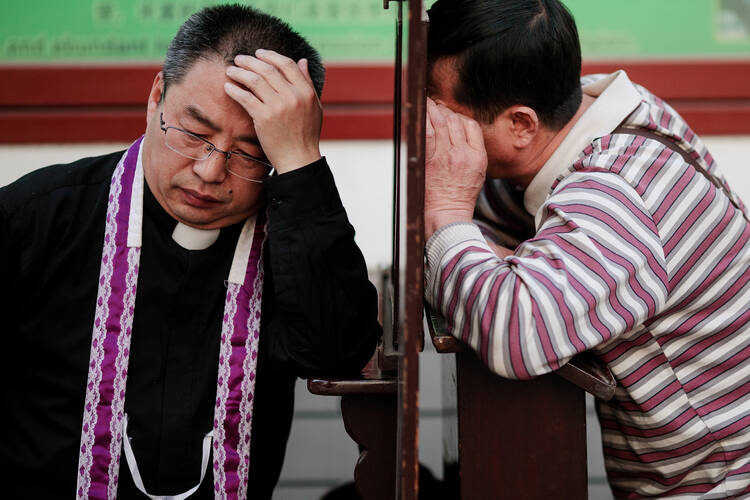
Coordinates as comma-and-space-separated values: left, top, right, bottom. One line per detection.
159, 113, 274, 183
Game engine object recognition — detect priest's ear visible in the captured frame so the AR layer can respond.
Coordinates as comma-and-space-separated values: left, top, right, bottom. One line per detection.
145, 72, 165, 126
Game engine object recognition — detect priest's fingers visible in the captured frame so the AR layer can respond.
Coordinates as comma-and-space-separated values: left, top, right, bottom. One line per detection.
227, 55, 279, 103
225, 55, 322, 174
297, 58, 315, 86
254, 49, 312, 91
224, 80, 263, 113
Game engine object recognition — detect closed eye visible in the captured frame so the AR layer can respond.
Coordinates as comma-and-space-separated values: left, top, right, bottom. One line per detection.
178, 131, 207, 146
184, 129, 209, 140
233, 149, 266, 161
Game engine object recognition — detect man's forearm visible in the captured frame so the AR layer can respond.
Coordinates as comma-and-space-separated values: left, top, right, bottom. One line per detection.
263, 159, 380, 376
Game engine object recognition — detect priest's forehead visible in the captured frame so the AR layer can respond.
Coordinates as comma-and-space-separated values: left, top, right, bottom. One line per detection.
181, 103, 261, 148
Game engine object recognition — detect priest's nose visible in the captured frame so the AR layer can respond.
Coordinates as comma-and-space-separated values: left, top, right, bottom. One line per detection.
193, 152, 229, 183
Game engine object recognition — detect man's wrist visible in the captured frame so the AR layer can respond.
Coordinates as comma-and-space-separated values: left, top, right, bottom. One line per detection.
272, 149, 322, 175
425, 209, 474, 240
264, 157, 343, 232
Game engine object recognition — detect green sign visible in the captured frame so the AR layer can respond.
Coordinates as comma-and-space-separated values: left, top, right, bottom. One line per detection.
567, 0, 750, 59
1, 0, 749, 63
0, 0, 397, 63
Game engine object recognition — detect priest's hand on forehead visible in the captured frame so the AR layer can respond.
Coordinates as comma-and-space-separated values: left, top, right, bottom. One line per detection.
224, 49, 323, 175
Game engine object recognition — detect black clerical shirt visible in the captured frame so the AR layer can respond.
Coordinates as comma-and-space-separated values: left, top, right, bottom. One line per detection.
0, 151, 381, 499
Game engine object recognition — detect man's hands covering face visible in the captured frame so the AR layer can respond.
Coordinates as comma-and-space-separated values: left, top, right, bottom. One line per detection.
425, 97, 488, 240
224, 49, 323, 174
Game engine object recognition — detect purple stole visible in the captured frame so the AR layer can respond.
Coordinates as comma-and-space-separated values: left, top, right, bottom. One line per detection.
76, 137, 266, 499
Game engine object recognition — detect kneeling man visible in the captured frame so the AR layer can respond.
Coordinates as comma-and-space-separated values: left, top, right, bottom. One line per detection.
424, 0, 750, 497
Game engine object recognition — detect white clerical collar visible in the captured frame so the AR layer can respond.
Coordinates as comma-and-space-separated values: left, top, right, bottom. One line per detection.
523, 70, 643, 226
172, 223, 220, 250
131, 138, 221, 250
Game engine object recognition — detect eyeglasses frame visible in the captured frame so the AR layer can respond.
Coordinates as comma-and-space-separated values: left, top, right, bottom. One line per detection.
159, 112, 274, 183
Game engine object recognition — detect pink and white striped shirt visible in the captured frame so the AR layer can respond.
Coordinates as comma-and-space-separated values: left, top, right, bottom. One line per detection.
425, 71, 750, 499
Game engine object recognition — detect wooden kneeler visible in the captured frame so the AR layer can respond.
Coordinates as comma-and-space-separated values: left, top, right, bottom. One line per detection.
428, 307, 616, 499
307, 0, 427, 496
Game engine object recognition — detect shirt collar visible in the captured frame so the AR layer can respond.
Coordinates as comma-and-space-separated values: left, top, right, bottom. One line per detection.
523, 70, 643, 222
142, 163, 224, 251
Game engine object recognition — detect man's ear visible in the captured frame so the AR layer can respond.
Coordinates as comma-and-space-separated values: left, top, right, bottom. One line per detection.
506, 105, 539, 148
145, 71, 165, 127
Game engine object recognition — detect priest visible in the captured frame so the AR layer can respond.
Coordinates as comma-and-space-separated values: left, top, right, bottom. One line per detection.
0, 4, 381, 499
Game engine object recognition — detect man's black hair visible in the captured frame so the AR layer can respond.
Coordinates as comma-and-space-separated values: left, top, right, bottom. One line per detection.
427, 0, 582, 130
162, 3, 325, 98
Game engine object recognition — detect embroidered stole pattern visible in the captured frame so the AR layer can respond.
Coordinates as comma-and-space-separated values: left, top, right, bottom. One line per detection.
76, 137, 265, 499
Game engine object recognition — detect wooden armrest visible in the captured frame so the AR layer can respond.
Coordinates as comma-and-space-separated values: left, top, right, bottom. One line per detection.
425, 307, 465, 354
307, 356, 397, 396
425, 304, 617, 401
307, 376, 397, 396
556, 354, 616, 401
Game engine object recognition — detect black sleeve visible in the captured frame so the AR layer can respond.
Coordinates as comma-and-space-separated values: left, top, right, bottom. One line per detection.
261, 157, 382, 378
0, 189, 19, 333
0, 199, 9, 332
0, 188, 21, 414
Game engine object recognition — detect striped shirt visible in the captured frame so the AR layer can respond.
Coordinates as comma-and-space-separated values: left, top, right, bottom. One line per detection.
425, 71, 750, 499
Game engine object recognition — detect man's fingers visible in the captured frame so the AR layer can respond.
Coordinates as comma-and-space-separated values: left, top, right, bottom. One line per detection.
224, 81, 262, 112
226, 61, 277, 103
427, 98, 450, 149
434, 102, 470, 148
297, 58, 314, 86
462, 116, 485, 151
444, 109, 467, 147
425, 99, 437, 159
426, 96, 439, 119
425, 111, 435, 139
254, 49, 310, 90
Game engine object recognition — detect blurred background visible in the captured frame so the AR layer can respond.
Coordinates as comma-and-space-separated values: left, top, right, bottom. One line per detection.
1, 1, 749, 499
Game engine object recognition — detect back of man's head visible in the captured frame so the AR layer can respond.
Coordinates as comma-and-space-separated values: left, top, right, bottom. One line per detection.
427, 0, 582, 130
162, 4, 325, 98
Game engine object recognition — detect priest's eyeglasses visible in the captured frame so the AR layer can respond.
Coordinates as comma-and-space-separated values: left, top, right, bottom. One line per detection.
160, 113, 274, 183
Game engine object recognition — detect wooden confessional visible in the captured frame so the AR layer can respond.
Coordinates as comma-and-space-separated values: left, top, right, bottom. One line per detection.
308, 1, 616, 498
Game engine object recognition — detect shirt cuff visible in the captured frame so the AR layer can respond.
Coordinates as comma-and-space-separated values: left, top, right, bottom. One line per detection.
424, 222, 491, 292
264, 157, 344, 231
